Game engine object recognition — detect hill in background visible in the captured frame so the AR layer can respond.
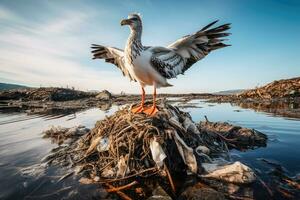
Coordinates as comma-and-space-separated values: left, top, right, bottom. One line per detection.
0, 83, 28, 91
214, 89, 245, 95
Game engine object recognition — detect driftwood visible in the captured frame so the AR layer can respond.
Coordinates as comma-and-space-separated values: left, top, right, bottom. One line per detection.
105, 182, 133, 200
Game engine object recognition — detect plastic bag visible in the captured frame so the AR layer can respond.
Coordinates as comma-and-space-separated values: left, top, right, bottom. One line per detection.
201, 161, 256, 184
150, 137, 166, 167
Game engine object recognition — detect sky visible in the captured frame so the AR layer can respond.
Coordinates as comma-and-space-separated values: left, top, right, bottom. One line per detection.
0, 0, 299, 94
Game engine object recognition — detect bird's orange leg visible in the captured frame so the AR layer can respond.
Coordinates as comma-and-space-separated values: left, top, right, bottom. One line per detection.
131, 87, 145, 113
143, 86, 158, 116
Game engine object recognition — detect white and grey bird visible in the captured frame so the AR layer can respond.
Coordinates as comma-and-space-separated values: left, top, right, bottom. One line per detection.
91, 13, 231, 116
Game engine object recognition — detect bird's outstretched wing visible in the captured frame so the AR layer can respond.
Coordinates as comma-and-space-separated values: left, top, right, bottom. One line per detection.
150, 20, 231, 79
91, 44, 136, 81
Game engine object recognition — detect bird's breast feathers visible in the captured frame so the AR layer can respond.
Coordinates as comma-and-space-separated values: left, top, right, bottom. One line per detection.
125, 50, 170, 87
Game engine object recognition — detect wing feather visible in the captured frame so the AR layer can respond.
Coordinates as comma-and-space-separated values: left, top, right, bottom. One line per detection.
150, 47, 185, 79
91, 44, 136, 81
165, 21, 231, 75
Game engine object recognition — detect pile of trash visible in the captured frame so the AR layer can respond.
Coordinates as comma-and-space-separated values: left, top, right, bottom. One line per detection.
198, 120, 267, 150
0, 87, 95, 101
233, 77, 298, 100
208, 77, 300, 104
38, 102, 268, 199
237, 77, 300, 99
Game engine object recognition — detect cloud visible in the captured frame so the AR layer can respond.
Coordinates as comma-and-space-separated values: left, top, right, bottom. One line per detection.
0, 45, 136, 92
0, 4, 138, 93
39, 11, 90, 34
0, 3, 228, 94
0, 5, 17, 21
0, 2, 256, 94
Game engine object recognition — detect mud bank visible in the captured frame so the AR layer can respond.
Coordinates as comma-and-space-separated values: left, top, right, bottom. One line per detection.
0, 87, 212, 115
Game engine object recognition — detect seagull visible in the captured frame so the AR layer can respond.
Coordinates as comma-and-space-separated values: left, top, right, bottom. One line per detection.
91, 13, 231, 116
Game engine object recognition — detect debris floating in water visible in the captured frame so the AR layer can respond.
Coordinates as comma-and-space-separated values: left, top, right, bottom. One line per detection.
42, 125, 90, 145
198, 119, 267, 150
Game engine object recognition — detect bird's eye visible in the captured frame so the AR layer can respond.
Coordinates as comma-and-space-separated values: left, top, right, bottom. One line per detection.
131, 18, 137, 21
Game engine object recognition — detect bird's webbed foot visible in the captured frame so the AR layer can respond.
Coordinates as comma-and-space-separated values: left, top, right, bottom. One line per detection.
131, 105, 144, 113
143, 105, 158, 116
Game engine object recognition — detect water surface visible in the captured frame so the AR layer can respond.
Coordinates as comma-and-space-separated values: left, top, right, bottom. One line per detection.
0, 100, 299, 199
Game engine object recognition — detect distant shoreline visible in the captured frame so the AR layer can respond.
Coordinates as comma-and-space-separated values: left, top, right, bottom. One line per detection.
0, 77, 299, 119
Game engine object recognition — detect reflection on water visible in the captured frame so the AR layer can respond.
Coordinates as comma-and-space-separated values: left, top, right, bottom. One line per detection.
0, 106, 118, 199
179, 100, 300, 173
0, 100, 300, 199
232, 101, 300, 119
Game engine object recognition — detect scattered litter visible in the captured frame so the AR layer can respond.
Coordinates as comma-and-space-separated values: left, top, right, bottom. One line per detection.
201, 161, 256, 184
117, 155, 129, 177
20, 163, 47, 178
195, 145, 210, 155
198, 120, 267, 149
150, 137, 166, 168
173, 132, 197, 173
43, 125, 90, 145
97, 137, 110, 152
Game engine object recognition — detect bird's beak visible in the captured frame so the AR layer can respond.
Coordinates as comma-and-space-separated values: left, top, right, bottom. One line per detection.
120, 19, 131, 26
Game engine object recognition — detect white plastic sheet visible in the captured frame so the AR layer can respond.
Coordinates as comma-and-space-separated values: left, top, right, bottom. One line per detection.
150, 137, 166, 168
201, 161, 256, 184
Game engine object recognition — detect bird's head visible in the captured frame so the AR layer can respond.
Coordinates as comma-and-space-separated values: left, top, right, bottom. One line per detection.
120, 13, 142, 30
